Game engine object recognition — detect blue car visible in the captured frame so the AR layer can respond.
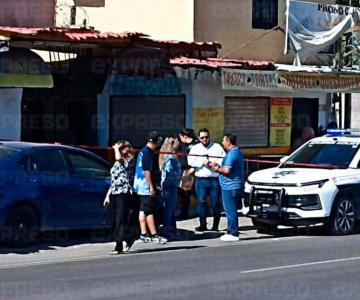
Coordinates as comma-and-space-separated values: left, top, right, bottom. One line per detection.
0, 142, 113, 246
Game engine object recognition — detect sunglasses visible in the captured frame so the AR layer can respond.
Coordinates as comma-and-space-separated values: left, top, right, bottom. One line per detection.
199, 136, 209, 140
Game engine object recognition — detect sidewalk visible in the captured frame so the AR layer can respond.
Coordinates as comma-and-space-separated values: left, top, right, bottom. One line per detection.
0, 216, 260, 267
129, 215, 259, 252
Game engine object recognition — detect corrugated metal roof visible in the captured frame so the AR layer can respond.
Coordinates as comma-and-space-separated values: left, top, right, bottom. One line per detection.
146, 40, 222, 51
171, 56, 274, 70
0, 27, 145, 41
0, 27, 221, 52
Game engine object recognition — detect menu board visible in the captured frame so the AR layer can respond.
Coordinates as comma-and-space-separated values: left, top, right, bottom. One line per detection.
270, 98, 292, 146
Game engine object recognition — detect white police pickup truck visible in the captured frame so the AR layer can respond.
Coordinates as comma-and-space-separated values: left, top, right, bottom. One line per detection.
244, 129, 360, 235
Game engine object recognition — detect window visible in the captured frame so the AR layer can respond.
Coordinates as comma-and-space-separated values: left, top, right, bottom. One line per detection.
252, 0, 278, 29
66, 152, 109, 178
29, 150, 68, 175
286, 143, 359, 168
224, 97, 269, 147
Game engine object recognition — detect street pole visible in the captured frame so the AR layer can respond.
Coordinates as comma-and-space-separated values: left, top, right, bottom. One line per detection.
345, 0, 352, 128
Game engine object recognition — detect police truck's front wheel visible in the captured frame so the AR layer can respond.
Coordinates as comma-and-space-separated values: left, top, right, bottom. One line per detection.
328, 195, 357, 235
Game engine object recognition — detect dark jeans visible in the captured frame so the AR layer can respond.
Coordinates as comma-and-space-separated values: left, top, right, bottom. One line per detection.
111, 193, 139, 251
178, 188, 192, 219
195, 177, 221, 227
221, 189, 242, 237
161, 184, 178, 239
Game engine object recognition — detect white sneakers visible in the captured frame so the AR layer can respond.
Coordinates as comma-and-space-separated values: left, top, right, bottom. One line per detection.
220, 234, 240, 242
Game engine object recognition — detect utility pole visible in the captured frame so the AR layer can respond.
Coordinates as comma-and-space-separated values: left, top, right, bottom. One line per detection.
345, 0, 352, 128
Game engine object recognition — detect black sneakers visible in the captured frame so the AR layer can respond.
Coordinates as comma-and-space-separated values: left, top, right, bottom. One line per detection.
195, 225, 207, 232
210, 226, 219, 232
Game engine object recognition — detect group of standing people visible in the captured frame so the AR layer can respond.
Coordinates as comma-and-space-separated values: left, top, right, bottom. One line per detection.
188, 129, 244, 241
104, 127, 244, 254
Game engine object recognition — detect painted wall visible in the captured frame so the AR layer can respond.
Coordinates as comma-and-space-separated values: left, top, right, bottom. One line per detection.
351, 94, 360, 128
194, 0, 337, 64
0, 89, 23, 141
0, 0, 55, 27
81, 0, 194, 41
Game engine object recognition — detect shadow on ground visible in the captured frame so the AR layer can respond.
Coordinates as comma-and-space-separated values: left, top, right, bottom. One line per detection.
0, 223, 350, 255
0, 228, 113, 255
131, 245, 205, 254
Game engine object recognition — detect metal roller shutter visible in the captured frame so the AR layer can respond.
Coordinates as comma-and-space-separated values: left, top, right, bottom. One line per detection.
224, 97, 269, 147
110, 96, 185, 147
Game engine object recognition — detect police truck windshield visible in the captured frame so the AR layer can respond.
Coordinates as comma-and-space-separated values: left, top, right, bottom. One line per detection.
282, 142, 359, 168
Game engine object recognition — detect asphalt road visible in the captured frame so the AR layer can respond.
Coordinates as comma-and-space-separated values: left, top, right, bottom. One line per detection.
2, 232, 360, 300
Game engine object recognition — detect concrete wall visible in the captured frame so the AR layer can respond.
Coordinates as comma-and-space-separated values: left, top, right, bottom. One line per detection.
351, 94, 360, 128
82, 0, 194, 41
194, 0, 337, 64
0, 89, 23, 141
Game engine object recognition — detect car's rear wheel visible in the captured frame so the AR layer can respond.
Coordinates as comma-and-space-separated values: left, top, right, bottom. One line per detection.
328, 195, 357, 235
252, 218, 277, 233
1, 205, 40, 247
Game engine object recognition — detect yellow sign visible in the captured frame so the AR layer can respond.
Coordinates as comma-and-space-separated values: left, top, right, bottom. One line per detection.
193, 108, 224, 142
270, 98, 292, 147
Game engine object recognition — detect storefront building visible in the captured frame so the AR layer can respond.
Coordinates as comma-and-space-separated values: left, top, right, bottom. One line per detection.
0, 27, 219, 146
173, 57, 360, 156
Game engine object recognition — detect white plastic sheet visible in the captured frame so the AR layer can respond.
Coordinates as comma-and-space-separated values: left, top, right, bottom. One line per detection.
285, 0, 360, 63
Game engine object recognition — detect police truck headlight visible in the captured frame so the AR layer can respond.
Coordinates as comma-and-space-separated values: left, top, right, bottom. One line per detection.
287, 195, 321, 210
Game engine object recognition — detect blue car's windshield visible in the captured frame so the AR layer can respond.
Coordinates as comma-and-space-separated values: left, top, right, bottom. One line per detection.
282, 141, 359, 168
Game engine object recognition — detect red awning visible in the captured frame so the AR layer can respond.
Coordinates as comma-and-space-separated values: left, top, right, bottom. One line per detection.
0, 27, 221, 52
171, 56, 274, 70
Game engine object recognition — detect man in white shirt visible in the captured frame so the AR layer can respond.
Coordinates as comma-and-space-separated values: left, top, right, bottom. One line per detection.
188, 128, 225, 231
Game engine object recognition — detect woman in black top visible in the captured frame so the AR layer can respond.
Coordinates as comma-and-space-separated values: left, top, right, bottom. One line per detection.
178, 128, 198, 219
103, 140, 137, 255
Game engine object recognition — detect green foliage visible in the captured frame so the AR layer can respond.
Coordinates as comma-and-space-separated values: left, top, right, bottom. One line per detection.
335, 1, 360, 67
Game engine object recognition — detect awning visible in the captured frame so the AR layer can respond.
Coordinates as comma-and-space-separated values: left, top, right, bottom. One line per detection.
0, 27, 221, 54
0, 48, 53, 88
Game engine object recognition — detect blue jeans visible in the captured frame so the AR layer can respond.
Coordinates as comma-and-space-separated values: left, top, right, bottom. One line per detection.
161, 185, 178, 239
222, 189, 242, 236
195, 177, 221, 226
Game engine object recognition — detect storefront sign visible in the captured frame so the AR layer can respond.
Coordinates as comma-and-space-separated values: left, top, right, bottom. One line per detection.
279, 72, 360, 92
0, 48, 53, 88
222, 69, 280, 91
270, 98, 292, 147
193, 108, 224, 143
222, 68, 360, 92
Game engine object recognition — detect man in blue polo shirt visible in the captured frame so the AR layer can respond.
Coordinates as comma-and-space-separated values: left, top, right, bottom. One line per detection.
210, 133, 244, 241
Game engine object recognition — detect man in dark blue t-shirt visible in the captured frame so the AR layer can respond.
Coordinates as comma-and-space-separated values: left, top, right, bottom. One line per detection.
210, 133, 244, 242
133, 131, 167, 244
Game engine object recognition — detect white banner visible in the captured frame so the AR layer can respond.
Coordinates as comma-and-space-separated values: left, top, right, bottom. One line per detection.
222, 69, 280, 90
222, 68, 360, 92
285, 0, 360, 63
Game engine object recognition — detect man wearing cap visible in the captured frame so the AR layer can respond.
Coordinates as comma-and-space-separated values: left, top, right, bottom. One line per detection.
133, 131, 167, 244
188, 128, 225, 232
